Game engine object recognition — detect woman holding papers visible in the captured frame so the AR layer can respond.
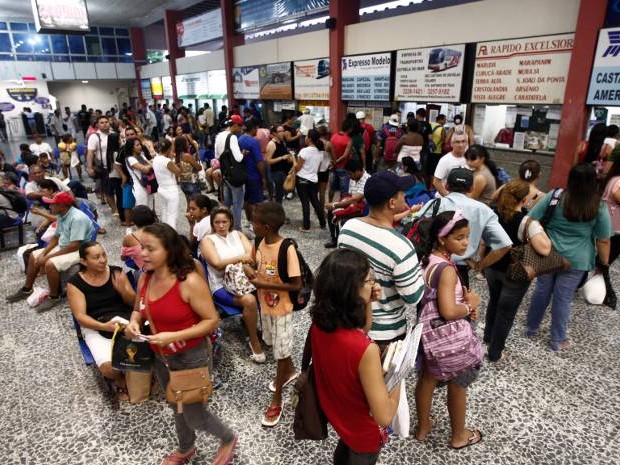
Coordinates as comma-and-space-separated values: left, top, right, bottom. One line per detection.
310, 249, 400, 465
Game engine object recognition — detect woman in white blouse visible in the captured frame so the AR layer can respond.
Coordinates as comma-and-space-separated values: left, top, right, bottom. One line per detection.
124, 138, 154, 207
294, 129, 327, 232
153, 139, 181, 228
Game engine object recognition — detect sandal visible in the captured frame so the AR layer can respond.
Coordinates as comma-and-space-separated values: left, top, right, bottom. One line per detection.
268, 372, 299, 393
261, 404, 283, 427
451, 429, 483, 450
98, 227, 107, 235
212, 437, 237, 465
161, 447, 197, 465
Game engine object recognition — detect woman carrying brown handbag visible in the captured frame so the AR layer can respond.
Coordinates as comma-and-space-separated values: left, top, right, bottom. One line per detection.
125, 223, 237, 465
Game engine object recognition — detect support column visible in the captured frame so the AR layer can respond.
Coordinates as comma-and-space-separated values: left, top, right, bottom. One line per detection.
221, 0, 245, 109
130, 27, 147, 107
163, 9, 186, 105
328, 0, 360, 135
550, 0, 607, 188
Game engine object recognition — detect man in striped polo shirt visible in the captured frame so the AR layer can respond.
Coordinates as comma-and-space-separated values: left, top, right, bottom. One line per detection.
338, 171, 424, 348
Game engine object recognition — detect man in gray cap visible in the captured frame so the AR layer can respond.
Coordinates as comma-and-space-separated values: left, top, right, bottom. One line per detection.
423, 167, 512, 288
338, 170, 424, 348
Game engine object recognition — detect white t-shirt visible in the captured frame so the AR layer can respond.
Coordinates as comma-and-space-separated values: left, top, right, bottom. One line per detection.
87, 131, 109, 169
29, 142, 53, 156
152, 154, 177, 189
162, 114, 172, 131
297, 146, 322, 183
205, 231, 245, 291
193, 216, 212, 243
214, 130, 243, 162
348, 171, 370, 196
517, 216, 544, 241
126, 155, 145, 184
433, 152, 469, 183
299, 114, 315, 135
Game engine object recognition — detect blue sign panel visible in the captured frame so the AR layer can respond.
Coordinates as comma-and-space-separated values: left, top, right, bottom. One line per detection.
587, 28, 620, 105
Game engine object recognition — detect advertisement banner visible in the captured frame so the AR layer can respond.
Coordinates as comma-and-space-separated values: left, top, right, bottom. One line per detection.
162, 76, 173, 99
176, 72, 209, 100
471, 33, 574, 104
587, 27, 620, 105
140, 79, 152, 101
207, 70, 227, 98
176, 9, 222, 48
294, 58, 330, 100
233, 66, 260, 99
341, 53, 391, 101
395, 45, 465, 102
150, 77, 163, 100
7, 87, 38, 102
259, 62, 293, 100
33, 0, 90, 33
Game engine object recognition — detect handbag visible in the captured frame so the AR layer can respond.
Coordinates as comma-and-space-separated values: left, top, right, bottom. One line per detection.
292, 327, 328, 440
418, 262, 483, 382
111, 324, 154, 372
143, 281, 212, 414
223, 262, 256, 296
506, 190, 571, 282
283, 168, 296, 193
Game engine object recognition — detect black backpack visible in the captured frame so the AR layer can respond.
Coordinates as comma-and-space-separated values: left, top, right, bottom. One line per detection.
219, 133, 247, 187
0, 189, 27, 214
277, 238, 313, 311
398, 198, 442, 260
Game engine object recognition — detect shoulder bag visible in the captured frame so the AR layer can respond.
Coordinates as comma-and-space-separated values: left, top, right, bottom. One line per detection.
143, 281, 212, 414
506, 189, 571, 282
283, 166, 296, 193
292, 327, 328, 440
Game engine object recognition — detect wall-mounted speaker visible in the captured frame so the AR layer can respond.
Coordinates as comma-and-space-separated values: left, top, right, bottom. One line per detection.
325, 17, 337, 29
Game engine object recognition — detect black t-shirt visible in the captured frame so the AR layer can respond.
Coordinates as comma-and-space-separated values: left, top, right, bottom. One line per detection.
68, 265, 132, 337
283, 124, 300, 153
491, 211, 525, 273
271, 139, 293, 174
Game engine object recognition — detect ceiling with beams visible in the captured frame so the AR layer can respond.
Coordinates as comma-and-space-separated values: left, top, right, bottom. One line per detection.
0, 0, 220, 28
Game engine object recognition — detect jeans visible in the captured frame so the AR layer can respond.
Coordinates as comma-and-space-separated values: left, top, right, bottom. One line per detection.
152, 342, 235, 453
157, 185, 180, 228
526, 268, 587, 344
296, 177, 326, 230
223, 180, 245, 230
330, 168, 350, 195
333, 439, 379, 465
109, 177, 124, 222
484, 267, 531, 361
271, 170, 287, 204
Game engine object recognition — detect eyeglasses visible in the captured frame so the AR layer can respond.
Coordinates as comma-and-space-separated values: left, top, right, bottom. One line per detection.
364, 274, 376, 286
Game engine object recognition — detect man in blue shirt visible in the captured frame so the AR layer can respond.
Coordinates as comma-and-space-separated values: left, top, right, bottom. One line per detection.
423, 168, 512, 288
238, 121, 265, 224
7, 192, 95, 312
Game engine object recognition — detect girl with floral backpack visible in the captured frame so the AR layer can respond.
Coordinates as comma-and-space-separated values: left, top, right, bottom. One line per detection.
414, 210, 484, 450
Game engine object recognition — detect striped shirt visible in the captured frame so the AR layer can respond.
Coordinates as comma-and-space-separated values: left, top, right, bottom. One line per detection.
338, 218, 424, 342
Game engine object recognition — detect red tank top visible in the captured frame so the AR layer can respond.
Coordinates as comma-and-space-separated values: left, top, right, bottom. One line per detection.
140, 274, 202, 355
330, 132, 351, 169
311, 324, 382, 453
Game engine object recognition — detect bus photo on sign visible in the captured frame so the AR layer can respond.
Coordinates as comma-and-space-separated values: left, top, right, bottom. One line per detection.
428, 48, 462, 72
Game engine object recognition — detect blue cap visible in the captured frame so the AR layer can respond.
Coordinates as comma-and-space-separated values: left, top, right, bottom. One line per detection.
364, 171, 416, 207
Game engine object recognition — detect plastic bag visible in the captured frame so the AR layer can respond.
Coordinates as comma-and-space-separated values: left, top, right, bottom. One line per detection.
582, 272, 605, 305
16, 244, 38, 273
27, 286, 49, 307
390, 380, 410, 438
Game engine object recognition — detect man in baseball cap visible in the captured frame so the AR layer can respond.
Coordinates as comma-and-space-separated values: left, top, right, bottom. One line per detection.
7, 191, 95, 312
215, 112, 245, 230
338, 170, 424, 347
356, 111, 376, 165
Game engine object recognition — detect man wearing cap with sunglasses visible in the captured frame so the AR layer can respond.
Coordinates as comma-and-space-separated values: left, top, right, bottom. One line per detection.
6, 192, 95, 312
338, 171, 424, 348
215, 114, 246, 231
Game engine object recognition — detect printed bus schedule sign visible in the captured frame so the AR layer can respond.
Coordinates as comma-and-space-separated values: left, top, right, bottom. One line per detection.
471, 33, 574, 104
395, 44, 465, 102
341, 53, 391, 101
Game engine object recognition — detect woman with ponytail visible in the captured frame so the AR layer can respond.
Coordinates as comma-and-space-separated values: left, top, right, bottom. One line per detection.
415, 210, 484, 449
492, 159, 545, 210
294, 128, 327, 232
484, 180, 551, 362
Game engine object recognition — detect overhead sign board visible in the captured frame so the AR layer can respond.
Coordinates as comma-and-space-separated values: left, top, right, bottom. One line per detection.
294, 58, 330, 100
471, 33, 574, 104
32, 0, 90, 33
587, 27, 620, 105
259, 62, 293, 100
233, 66, 260, 99
140, 78, 152, 101
176, 72, 209, 100
150, 77, 163, 100
341, 52, 391, 101
176, 9, 223, 48
395, 45, 465, 102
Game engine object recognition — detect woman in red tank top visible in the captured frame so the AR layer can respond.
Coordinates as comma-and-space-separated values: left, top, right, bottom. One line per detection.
310, 249, 401, 465
125, 223, 237, 465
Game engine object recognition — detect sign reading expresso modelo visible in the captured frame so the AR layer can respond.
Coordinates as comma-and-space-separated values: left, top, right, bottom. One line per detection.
395, 44, 465, 102
471, 33, 574, 104
587, 27, 620, 105
341, 53, 391, 101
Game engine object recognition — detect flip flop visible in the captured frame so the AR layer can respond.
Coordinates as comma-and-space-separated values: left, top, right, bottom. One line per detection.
451, 429, 483, 450
268, 372, 299, 393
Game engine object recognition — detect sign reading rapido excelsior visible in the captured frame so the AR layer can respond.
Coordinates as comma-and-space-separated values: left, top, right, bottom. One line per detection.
587, 28, 620, 105
341, 53, 391, 101
472, 33, 574, 104
395, 45, 465, 102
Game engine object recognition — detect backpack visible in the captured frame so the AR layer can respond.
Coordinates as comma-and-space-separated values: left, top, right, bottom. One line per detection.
417, 261, 483, 381
399, 198, 442, 260
140, 171, 159, 194
382, 127, 402, 162
0, 189, 27, 214
219, 133, 247, 187
277, 238, 314, 311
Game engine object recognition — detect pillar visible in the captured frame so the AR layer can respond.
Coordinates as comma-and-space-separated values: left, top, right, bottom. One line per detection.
221, 0, 245, 109
550, 0, 607, 188
130, 27, 147, 107
328, 0, 360, 134
163, 9, 186, 104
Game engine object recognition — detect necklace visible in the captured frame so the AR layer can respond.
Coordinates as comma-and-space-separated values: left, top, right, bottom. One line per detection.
435, 248, 455, 265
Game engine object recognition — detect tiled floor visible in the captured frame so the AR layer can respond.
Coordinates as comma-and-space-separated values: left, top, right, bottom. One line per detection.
1, 183, 619, 465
